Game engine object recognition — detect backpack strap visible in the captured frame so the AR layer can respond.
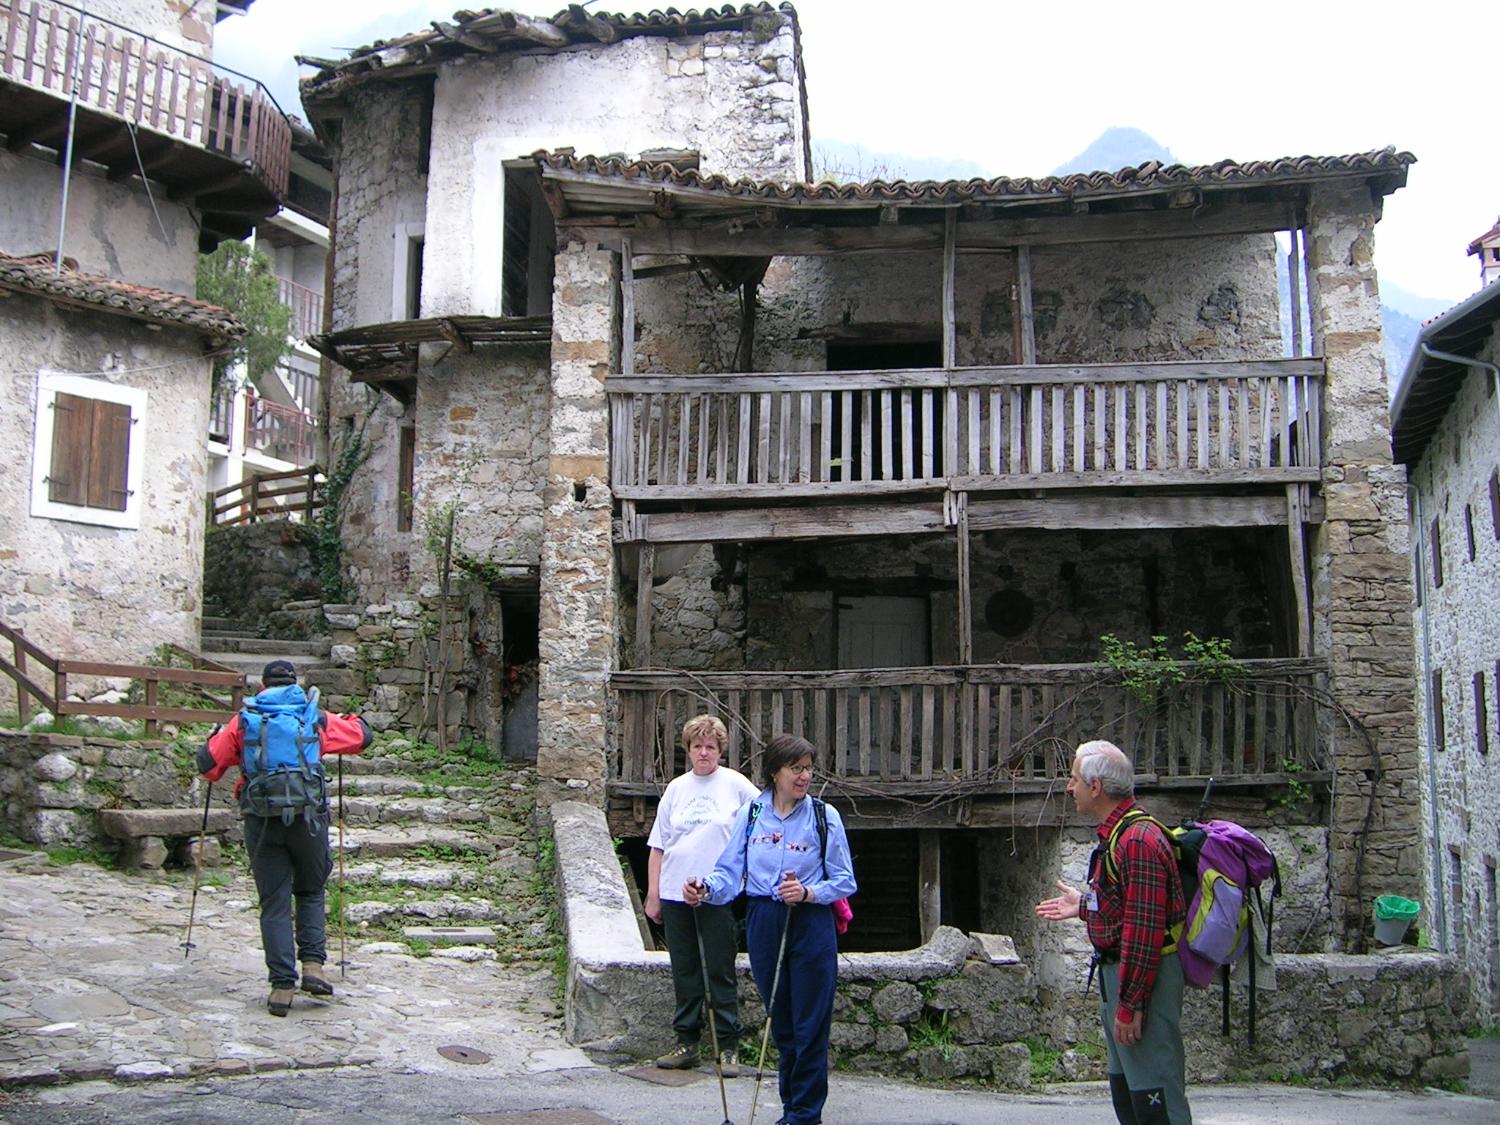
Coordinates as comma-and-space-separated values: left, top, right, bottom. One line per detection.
1102, 808, 1183, 954
813, 797, 830, 880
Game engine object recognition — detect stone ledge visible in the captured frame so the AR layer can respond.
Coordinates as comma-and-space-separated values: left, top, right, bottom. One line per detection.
98, 808, 236, 839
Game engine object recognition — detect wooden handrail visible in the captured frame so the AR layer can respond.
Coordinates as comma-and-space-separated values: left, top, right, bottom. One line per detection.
209, 464, 324, 526
1, 618, 243, 736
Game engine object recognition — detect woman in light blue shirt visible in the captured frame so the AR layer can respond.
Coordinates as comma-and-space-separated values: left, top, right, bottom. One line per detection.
684, 733, 857, 1125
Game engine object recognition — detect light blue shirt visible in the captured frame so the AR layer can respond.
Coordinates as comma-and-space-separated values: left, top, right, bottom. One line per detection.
701, 791, 858, 906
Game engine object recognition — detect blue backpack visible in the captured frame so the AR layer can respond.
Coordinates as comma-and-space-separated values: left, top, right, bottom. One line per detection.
239, 685, 326, 826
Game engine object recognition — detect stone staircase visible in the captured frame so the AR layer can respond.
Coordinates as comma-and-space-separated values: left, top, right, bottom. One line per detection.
200, 599, 335, 687
322, 736, 554, 961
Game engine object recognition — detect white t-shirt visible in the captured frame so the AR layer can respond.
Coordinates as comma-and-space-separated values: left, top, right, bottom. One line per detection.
648, 766, 760, 903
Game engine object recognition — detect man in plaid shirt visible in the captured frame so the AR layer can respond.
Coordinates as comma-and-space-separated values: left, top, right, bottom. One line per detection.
1036, 740, 1191, 1124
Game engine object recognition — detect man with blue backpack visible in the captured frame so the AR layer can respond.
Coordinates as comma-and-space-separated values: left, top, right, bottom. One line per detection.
197, 659, 371, 1017
1036, 740, 1192, 1125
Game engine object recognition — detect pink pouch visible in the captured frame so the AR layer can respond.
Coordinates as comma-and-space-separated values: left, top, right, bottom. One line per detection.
832, 896, 853, 935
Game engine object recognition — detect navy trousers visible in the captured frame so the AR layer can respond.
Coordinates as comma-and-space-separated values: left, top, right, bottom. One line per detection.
244, 812, 333, 988
746, 896, 836, 1125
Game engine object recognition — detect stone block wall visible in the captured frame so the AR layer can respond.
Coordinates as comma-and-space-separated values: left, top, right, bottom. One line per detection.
202, 520, 320, 626
1303, 184, 1421, 950
1408, 328, 1500, 1022
0, 730, 229, 851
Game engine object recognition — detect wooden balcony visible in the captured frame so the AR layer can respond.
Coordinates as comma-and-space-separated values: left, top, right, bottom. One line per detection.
608, 358, 1322, 508
610, 659, 1329, 800
1, 0, 290, 245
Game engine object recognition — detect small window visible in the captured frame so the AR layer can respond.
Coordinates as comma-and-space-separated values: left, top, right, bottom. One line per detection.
1433, 670, 1445, 750
415, 78, 435, 176
1431, 517, 1444, 588
392, 224, 426, 320
1475, 672, 1489, 757
500, 164, 556, 317
1490, 469, 1499, 540
1466, 504, 1477, 561
397, 425, 416, 533
30, 373, 146, 529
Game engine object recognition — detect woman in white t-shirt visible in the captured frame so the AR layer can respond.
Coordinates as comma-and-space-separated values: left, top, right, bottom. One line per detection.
645, 714, 758, 1076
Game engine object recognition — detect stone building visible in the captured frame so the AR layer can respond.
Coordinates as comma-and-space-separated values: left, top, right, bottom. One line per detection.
302, 0, 1422, 1007
1392, 279, 1500, 1022
1469, 216, 1500, 290
0, 0, 289, 691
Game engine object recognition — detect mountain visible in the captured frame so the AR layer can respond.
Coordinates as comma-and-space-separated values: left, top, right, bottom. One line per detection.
1051, 127, 1181, 176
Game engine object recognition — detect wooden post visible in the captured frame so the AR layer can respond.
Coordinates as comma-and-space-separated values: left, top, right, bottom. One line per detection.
635, 543, 655, 669
15, 638, 30, 726
942, 209, 957, 369
1287, 228, 1303, 358
956, 493, 972, 665
919, 829, 942, 942
1016, 245, 1036, 365
247, 474, 260, 524
144, 679, 158, 738
621, 238, 635, 376
1286, 484, 1311, 656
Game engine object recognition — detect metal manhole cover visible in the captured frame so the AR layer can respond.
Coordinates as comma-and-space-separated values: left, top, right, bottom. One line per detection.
439, 1044, 492, 1065
467, 1113, 617, 1125
620, 1064, 707, 1087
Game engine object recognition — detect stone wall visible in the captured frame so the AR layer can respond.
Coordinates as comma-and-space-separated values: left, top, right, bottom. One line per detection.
1303, 185, 1421, 950
0, 296, 211, 709
202, 520, 320, 626
1409, 328, 1500, 1022
0, 729, 228, 850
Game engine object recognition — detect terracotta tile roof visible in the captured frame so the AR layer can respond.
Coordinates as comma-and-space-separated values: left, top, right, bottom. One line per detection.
0, 253, 245, 344
536, 146, 1416, 209
1391, 281, 1500, 467
300, 3, 796, 101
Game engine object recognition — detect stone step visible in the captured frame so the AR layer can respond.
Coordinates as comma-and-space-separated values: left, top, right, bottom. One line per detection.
340, 858, 487, 891
200, 615, 235, 633
343, 892, 504, 927
338, 795, 492, 828
331, 777, 490, 802
199, 635, 331, 657
199, 652, 336, 685
332, 824, 498, 860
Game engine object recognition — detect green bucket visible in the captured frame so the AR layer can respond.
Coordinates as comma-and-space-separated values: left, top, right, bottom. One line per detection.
1373, 895, 1420, 945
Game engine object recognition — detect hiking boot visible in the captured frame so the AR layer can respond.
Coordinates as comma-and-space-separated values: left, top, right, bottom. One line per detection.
716, 1049, 740, 1078
267, 987, 294, 1017
300, 961, 334, 997
655, 1043, 699, 1069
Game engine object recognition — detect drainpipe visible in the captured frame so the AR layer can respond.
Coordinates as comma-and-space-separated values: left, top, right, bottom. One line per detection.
1419, 344, 1500, 400
54, 0, 90, 271
1411, 484, 1446, 952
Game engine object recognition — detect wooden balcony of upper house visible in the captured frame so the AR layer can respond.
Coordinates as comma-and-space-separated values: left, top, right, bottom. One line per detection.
605, 658, 1331, 834
608, 356, 1324, 541
0, 0, 290, 246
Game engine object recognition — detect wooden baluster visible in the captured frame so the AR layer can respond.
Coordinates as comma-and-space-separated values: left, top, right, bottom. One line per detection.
777, 391, 790, 483
988, 386, 1002, 476
1028, 385, 1043, 475
1217, 380, 1231, 468
798, 390, 813, 484
858, 687, 872, 776
900, 388, 914, 480
676, 393, 691, 486
859, 390, 872, 482
144, 679, 158, 739
1113, 383, 1127, 472
819, 390, 832, 484
756, 392, 772, 484
1175, 380, 1189, 470
1073, 384, 1086, 472
839, 389, 853, 484
967, 387, 981, 477
997, 681, 1012, 776
1050, 385, 1064, 473
1009, 386, 1023, 474
899, 685, 914, 780
883, 389, 896, 482
921, 388, 934, 479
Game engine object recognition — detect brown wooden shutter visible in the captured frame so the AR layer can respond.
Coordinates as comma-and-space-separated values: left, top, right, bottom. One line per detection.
48, 392, 94, 506
88, 399, 132, 511
397, 425, 416, 532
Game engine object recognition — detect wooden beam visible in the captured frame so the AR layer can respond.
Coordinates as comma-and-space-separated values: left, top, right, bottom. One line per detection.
1287, 227, 1304, 358
620, 238, 635, 376
1016, 245, 1036, 365
560, 201, 1298, 257
1286, 484, 1311, 656
635, 543, 655, 669
622, 501, 949, 544
919, 829, 942, 942
967, 493, 1305, 532
942, 209, 957, 368
477, 11, 571, 48
956, 494, 972, 664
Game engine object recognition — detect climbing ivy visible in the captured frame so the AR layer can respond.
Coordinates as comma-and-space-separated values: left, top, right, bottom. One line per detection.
314, 405, 377, 603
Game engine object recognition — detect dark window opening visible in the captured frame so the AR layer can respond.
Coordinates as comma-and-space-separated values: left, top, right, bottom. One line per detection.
1490, 470, 1499, 540
1431, 518, 1444, 588
415, 79, 435, 176
501, 165, 557, 317
1434, 670, 1445, 750
396, 425, 415, 532
1475, 672, 1489, 756
1465, 504, 1476, 561
826, 340, 945, 482
405, 236, 425, 320
48, 392, 131, 511
940, 831, 982, 934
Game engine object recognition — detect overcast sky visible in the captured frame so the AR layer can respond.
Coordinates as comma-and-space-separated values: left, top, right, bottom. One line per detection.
215, 0, 1496, 305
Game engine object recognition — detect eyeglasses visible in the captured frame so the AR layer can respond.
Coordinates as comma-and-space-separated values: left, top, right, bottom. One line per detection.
781, 764, 815, 776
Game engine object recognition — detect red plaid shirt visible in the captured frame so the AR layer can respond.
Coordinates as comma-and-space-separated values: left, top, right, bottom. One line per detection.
1081, 800, 1186, 1023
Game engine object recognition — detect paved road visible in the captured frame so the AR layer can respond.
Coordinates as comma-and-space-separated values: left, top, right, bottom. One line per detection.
1, 854, 1494, 1125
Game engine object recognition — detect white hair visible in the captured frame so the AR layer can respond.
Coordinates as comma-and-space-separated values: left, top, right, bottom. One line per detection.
1074, 740, 1135, 798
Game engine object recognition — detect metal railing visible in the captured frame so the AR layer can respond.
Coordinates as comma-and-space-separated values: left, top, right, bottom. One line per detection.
608, 359, 1324, 501
209, 464, 323, 527
611, 659, 1329, 790
0, 620, 242, 737
277, 276, 324, 340
1, 0, 290, 196
244, 393, 316, 466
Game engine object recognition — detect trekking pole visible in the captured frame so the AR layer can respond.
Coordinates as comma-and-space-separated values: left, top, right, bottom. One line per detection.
181, 781, 213, 959
693, 908, 733, 1125
1193, 777, 1216, 824
747, 899, 793, 1125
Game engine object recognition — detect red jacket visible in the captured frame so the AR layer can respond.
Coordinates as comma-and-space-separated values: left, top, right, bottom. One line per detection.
199, 708, 371, 798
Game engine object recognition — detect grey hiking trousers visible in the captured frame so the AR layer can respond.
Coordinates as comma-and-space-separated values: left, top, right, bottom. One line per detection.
1099, 950, 1192, 1124
244, 812, 333, 988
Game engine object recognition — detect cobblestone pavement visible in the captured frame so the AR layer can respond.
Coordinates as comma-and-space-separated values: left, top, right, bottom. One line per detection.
0, 854, 580, 1086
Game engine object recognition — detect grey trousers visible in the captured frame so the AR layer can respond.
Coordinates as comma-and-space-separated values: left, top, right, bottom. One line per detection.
244, 812, 333, 988
1099, 951, 1192, 1125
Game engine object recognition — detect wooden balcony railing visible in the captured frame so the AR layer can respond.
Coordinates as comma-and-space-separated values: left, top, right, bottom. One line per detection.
209, 464, 323, 526
1, 620, 242, 737
277, 276, 324, 341
608, 359, 1323, 501
611, 659, 1329, 792
1, 0, 289, 196
244, 394, 316, 466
